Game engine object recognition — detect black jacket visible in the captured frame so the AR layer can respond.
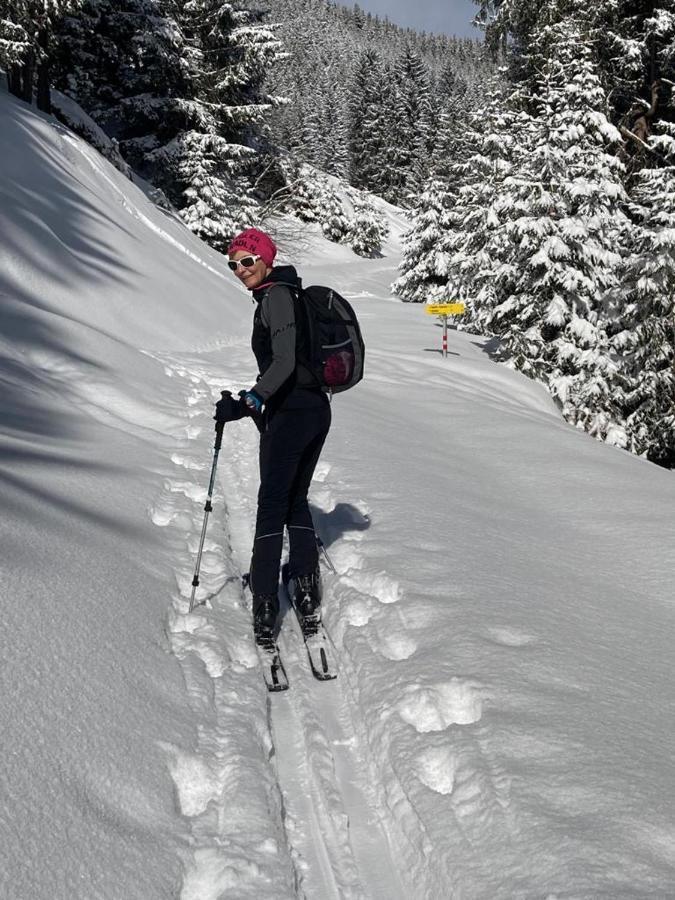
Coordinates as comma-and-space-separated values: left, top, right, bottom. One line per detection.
251, 266, 325, 413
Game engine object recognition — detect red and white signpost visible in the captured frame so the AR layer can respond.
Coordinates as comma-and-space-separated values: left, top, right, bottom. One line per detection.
424, 303, 466, 358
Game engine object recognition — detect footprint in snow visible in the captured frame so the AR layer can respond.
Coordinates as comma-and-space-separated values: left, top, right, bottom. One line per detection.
342, 569, 400, 605
165, 479, 207, 503
415, 746, 458, 795
397, 679, 484, 732
170, 453, 206, 471
373, 629, 417, 661
484, 626, 538, 648
343, 592, 376, 627
149, 494, 195, 529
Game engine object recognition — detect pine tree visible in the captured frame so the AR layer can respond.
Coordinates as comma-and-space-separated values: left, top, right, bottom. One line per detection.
53, 0, 283, 248
491, 11, 628, 442
317, 75, 349, 178
442, 87, 526, 332
282, 167, 351, 243
597, 0, 675, 154
615, 162, 675, 466
348, 49, 388, 191
2, 0, 82, 110
156, 1, 284, 247
349, 197, 388, 257
391, 176, 454, 302
394, 46, 434, 200
52, 0, 187, 167
379, 66, 411, 204
0, 7, 30, 68
320, 182, 351, 243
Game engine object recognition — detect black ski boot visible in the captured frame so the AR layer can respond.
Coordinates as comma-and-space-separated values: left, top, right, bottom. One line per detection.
253, 594, 279, 647
293, 569, 322, 634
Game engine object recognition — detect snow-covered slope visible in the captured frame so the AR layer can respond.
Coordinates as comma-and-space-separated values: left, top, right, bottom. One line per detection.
2, 87, 675, 900
0, 87, 248, 899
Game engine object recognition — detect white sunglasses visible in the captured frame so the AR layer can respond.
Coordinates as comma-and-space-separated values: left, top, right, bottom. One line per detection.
227, 254, 262, 271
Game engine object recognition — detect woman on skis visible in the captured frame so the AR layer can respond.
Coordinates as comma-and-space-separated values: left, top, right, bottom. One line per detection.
215, 228, 330, 642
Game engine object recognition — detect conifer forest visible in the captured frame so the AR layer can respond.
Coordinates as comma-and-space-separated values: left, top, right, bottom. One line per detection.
1, 0, 673, 467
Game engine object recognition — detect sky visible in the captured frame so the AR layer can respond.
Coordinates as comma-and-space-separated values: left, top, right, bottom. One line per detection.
354, 0, 482, 38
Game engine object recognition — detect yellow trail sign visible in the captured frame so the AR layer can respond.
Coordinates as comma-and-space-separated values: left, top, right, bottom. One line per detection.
425, 303, 465, 316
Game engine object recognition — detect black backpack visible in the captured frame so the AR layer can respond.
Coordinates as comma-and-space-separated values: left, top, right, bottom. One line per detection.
285, 284, 365, 394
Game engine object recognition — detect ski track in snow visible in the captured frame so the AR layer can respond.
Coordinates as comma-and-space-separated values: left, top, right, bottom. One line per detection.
150, 354, 435, 899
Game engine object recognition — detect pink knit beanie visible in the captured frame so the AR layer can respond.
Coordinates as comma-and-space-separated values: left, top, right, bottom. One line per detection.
227, 228, 277, 267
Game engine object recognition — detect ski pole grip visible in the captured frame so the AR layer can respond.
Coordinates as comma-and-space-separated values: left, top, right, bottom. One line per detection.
214, 390, 231, 450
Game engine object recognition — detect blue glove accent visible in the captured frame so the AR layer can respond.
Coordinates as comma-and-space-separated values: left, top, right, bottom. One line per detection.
241, 389, 263, 413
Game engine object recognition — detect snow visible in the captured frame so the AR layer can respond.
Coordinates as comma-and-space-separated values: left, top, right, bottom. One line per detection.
2, 87, 675, 899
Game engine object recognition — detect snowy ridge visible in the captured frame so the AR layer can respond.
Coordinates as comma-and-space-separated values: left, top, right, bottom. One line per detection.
59, 132, 231, 285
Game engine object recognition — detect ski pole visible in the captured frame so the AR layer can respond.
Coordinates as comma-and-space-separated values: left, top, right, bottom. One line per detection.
188, 392, 229, 613
317, 535, 337, 574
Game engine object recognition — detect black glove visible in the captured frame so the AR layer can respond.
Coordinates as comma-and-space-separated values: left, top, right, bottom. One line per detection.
214, 391, 246, 426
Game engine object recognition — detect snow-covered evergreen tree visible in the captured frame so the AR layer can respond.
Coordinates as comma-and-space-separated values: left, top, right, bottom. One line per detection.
53, 0, 283, 248
0, 6, 30, 68
492, 11, 628, 441
53, 0, 187, 162
348, 197, 388, 258
316, 75, 349, 178
614, 162, 675, 466
282, 167, 351, 244
156, 0, 284, 247
394, 46, 434, 199
2, 0, 81, 109
319, 184, 351, 243
348, 49, 388, 192
441, 87, 526, 328
391, 176, 454, 302
378, 68, 411, 205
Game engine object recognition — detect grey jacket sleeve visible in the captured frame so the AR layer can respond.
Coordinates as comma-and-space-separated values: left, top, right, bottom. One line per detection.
253, 285, 297, 402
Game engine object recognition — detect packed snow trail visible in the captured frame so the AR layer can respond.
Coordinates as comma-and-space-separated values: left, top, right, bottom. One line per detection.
161, 356, 411, 899
223, 410, 410, 900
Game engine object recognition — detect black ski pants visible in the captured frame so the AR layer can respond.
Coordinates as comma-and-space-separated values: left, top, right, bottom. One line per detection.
249, 402, 331, 608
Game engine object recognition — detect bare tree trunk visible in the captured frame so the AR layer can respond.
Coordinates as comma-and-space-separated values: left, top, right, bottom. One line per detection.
21, 49, 35, 104
7, 65, 23, 98
36, 26, 51, 114
619, 80, 662, 167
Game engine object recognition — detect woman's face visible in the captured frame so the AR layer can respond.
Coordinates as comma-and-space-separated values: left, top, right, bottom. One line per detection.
229, 251, 272, 290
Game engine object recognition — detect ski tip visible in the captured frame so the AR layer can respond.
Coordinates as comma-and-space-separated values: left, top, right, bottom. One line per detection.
312, 670, 338, 681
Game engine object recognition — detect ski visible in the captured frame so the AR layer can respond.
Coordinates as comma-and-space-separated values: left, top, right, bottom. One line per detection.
242, 573, 289, 692
297, 616, 338, 681
255, 636, 289, 692
282, 566, 338, 681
